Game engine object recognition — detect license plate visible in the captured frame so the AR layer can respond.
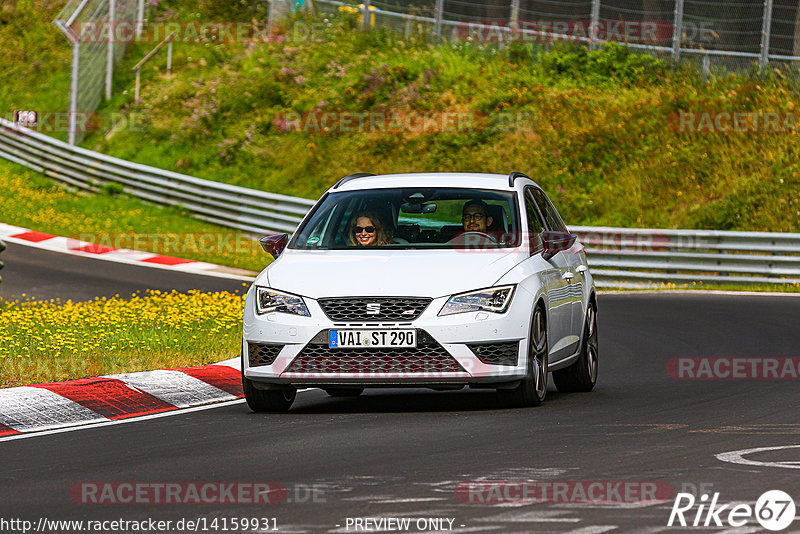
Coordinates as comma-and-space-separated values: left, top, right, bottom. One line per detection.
329, 329, 416, 348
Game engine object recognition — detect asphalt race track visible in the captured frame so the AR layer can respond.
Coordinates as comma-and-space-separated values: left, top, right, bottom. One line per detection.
0, 242, 247, 301
2, 246, 800, 533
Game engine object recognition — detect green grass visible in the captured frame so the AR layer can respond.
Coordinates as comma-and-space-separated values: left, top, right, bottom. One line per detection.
0, 289, 245, 387
0, 159, 267, 272
79, 6, 800, 234
0, 0, 73, 142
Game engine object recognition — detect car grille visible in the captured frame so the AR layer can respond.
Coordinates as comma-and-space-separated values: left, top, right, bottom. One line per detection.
285, 332, 464, 374
248, 343, 283, 367
317, 297, 432, 322
468, 341, 520, 366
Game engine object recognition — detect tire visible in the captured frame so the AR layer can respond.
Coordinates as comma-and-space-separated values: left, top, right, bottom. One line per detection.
553, 302, 598, 393
498, 305, 548, 408
242, 374, 296, 412
324, 388, 364, 397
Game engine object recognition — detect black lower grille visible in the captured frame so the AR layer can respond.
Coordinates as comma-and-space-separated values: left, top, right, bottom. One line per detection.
468, 341, 519, 366
318, 297, 432, 322
285, 334, 464, 374
248, 343, 283, 367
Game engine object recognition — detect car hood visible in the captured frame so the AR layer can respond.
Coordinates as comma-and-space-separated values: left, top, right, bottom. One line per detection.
262, 249, 524, 298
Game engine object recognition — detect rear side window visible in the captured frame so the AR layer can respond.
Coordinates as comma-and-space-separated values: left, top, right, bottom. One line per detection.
530, 188, 568, 232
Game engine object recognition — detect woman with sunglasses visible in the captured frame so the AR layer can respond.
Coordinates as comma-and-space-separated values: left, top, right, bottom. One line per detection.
348, 211, 392, 246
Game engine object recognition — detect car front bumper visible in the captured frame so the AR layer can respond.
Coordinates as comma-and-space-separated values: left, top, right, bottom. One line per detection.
242, 289, 532, 388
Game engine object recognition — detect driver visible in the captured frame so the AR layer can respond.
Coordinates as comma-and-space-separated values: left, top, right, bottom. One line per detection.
461, 200, 493, 233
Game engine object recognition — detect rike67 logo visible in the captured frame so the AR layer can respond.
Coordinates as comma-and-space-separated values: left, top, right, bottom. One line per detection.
668, 490, 796, 531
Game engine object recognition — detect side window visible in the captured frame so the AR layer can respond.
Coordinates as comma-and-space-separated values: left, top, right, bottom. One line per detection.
531, 188, 567, 232
524, 188, 545, 252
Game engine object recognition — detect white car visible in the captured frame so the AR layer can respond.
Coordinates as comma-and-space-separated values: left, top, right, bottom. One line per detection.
242, 172, 598, 411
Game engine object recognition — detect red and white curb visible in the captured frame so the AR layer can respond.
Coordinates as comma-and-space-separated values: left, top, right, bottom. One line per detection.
0, 359, 244, 437
0, 223, 254, 281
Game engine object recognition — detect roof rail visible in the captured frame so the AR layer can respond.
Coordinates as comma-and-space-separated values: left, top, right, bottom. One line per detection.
508, 171, 530, 188
333, 172, 376, 189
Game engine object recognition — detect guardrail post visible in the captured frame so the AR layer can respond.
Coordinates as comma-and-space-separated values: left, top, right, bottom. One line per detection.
760, 0, 774, 68
510, 0, 520, 27
672, 0, 684, 61
589, 0, 601, 50
134, 67, 141, 101
167, 38, 173, 75
105, 0, 115, 101
68, 42, 80, 145
362, 0, 372, 31
136, 0, 144, 38
433, 0, 444, 40
510, 0, 520, 44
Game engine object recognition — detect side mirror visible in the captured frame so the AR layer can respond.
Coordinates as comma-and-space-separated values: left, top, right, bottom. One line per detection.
542, 231, 576, 261
259, 233, 288, 259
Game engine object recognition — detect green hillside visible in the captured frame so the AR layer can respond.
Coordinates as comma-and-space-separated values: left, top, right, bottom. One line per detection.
2, 0, 800, 233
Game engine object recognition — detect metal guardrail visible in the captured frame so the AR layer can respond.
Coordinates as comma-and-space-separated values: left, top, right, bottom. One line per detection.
0, 117, 315, 234
571, 226, 800, 287
2, 116, 799, 288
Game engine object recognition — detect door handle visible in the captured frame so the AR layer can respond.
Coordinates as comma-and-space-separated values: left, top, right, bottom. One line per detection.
576, 265, 588, 274
562, 271, 574, 281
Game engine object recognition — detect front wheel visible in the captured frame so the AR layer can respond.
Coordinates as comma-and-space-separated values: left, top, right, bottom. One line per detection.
498, 306, 548, 408
553, 303, 598, 393
242, 374, 296, 412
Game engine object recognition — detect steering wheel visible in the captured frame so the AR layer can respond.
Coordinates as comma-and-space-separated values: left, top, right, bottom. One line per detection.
448, 231, 497, 245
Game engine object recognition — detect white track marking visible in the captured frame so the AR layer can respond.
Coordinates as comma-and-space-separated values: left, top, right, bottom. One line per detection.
717, 445, 800, 470
562, 527, 617, 534
104, 369, 237, 407
214, 357, 241, 370
475, 510, 580, 523
0, 398, 246, 442
0, 385, 319, 443
0, 386, 105, 432
369, 497, 449, 504
0, 223, 255, 281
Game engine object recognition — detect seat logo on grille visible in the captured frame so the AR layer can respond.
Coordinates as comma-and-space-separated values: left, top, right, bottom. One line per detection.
366, 303, 381, 315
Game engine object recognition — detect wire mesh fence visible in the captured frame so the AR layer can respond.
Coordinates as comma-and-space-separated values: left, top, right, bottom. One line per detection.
306, 0, 800, 70
54, 0, 146, 145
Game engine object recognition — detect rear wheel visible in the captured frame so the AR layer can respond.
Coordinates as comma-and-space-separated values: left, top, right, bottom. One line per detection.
498, 306, 548, 408
242, 374, 296, 412
553, 303, 598, 392
324, 388, 364, 397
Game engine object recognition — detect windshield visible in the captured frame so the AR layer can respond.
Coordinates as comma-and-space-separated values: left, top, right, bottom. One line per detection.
290, 187, 520, 250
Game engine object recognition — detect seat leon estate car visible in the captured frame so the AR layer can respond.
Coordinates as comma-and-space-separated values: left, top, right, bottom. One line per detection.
242, 172, 598, 411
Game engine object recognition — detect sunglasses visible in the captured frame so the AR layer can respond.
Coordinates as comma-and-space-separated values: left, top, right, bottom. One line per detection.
354, 225, 376, 233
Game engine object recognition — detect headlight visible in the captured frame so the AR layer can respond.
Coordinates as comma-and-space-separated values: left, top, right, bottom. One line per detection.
438, 285, 516, 316
255, 287, 311, 317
